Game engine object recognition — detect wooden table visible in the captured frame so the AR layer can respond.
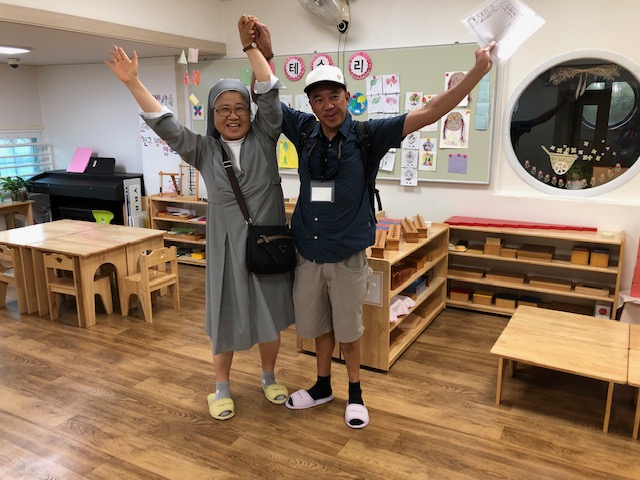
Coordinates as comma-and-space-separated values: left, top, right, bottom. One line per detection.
630, 324, 640, 439
491, 306, 629, 433
0, 200, 34, 228
29, 224, 165, 327
0, 220, 99, 313
0, 220, 165, 326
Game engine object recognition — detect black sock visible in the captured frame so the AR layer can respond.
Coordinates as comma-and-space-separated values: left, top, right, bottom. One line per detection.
307, 375, 332, 400
348, 381, 363, 405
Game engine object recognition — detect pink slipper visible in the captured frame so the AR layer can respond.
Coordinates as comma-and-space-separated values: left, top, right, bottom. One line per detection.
285, 389, 334, 410
344, 403, 369, 429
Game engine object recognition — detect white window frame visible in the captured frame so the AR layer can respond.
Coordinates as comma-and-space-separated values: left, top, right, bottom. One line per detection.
0, 130, 53, 179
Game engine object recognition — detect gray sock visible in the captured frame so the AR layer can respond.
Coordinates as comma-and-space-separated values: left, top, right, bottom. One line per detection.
215, 380, 231, 399
261, 371, 276, 388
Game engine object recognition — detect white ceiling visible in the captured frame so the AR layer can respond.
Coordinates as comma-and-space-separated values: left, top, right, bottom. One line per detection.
0, 20, 225, 67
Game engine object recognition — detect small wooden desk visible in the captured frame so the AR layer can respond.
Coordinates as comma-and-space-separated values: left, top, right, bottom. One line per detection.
629, 325, 640, 439
0, 220, 99, 313
491, 306, 629, 433
0, 200, 34, 228
29, 224, 165, 327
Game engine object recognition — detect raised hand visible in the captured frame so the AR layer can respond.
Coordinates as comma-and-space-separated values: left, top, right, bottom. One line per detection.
105, 46, 139, 84
254, 21, 273, 59
474, 41, 495, 76
238, 14, 258, 48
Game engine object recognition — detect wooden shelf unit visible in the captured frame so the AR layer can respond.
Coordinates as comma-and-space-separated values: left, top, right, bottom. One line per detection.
299, 223, 449, 371
447, 225, 624, 318
148, 194, 207, 266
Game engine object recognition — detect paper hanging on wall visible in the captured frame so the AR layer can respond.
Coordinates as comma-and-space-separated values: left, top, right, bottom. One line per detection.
177, 50, 187, 65
187, 48, 199, 63
400, 167, 418, 186
183, 70, 190, 84
448, 153, 468, 174
191, 70, 201, 86
278, 138, 298, 169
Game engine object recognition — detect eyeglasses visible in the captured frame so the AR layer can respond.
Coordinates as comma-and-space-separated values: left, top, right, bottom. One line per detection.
214, 106, 250, 117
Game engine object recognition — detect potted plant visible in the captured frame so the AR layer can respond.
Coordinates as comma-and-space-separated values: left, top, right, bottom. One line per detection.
1, 176, 30, 201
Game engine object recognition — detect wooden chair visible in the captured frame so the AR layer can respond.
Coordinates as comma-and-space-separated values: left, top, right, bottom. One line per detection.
43, 252, 113, 326
0, 244, 18, 308
119, 246, 180, 323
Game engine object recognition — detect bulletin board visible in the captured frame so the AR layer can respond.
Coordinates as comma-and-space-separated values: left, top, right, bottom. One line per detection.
189, 43, 496, 184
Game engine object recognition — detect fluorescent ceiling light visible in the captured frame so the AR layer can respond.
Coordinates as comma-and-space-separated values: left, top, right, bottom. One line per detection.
0, 46, 30, 55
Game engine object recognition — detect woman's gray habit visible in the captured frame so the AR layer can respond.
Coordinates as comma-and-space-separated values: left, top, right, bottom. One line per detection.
144, 79, 294, 354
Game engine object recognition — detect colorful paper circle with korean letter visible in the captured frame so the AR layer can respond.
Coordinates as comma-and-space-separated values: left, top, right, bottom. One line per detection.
311, 53, 334, 70
284, 56, 305, 82
348, 51, 372, 80
348, 92, 367, 115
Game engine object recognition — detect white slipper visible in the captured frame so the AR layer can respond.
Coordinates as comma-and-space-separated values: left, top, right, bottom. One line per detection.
344, 403, 369, 429
285, 389, 334, 410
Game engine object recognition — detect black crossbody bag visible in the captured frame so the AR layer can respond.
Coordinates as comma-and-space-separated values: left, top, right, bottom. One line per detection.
221, 144, 296, 275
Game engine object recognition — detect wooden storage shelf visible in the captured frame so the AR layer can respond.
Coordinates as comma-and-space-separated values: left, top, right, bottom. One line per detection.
298, 223, 449, 371
148, 194, 207, 266
447, 224, 624, 318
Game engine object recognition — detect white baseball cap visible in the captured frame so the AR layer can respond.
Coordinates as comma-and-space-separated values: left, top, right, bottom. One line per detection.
304, 65, 347, 94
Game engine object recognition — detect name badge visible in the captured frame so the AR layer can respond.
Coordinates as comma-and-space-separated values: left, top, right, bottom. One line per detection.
310, 181, 335, 202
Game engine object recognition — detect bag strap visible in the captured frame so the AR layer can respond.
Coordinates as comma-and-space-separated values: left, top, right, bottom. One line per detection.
220, 142, 252, 225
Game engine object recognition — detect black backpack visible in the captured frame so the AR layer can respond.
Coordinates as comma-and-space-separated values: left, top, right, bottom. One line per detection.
298, 120, 381, 215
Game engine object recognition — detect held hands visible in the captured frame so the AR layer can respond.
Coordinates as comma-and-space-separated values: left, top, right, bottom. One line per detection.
238, 14, 258, 49
254, 21, 273, 59
105, 46, 139, 84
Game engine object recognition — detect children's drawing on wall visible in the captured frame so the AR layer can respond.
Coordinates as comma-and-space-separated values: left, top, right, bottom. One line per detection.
440, 109, 470, 149
445, 71, 469, 107
401, 131, 420, 150
140, 92, 178, 156
368, 95, 384, 114
384, 94, 400, 114
419, 137, 437, 172
400, 167, 418, 186
401, 149, 418, 169
405, 91, 423, 111
278, 138, 298, 169
379, 149, 396, 172
448, 153, 468, 174
421, 94, 438, 132
295, 94, 312, 114
348, 92, 367, 115
366, 74, 383, 96
383, 74, 400, 94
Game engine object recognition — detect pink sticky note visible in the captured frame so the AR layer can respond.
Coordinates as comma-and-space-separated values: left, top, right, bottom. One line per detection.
66, 147, 93, 173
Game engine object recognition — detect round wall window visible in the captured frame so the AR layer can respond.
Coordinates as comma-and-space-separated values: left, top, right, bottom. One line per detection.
504, 52, 640, 196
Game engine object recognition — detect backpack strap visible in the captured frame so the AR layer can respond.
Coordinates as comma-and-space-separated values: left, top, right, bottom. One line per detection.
355, 121, 382, 213
297, 119, 316, 156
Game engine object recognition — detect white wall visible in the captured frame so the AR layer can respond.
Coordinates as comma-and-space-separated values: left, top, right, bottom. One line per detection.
0, 0, 227, 42
3, 0, 640, 288
0, 63, 42, 129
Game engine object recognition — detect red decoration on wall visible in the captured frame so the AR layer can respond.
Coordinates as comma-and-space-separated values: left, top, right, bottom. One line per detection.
284, 56, 305, 82
348, 51, 372, 80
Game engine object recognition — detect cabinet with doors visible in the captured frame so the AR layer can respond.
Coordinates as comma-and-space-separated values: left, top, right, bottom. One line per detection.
298, 223, 450, 371
446, 225, 624, 318
148, 194, 207, 266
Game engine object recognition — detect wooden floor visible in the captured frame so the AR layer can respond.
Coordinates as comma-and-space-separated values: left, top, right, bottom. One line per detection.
0, 264, 639, 479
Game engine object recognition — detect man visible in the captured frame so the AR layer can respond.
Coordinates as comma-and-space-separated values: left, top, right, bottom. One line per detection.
254, 22, 494, 429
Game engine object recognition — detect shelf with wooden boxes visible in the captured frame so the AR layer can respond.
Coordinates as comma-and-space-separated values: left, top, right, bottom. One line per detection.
446, 224, 624, 319
299, 223, 449, 371
148, 194, 207, 266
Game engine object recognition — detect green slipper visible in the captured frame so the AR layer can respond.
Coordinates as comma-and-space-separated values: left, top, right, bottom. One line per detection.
207, 394, 235, 420
263, 383, 289, 405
